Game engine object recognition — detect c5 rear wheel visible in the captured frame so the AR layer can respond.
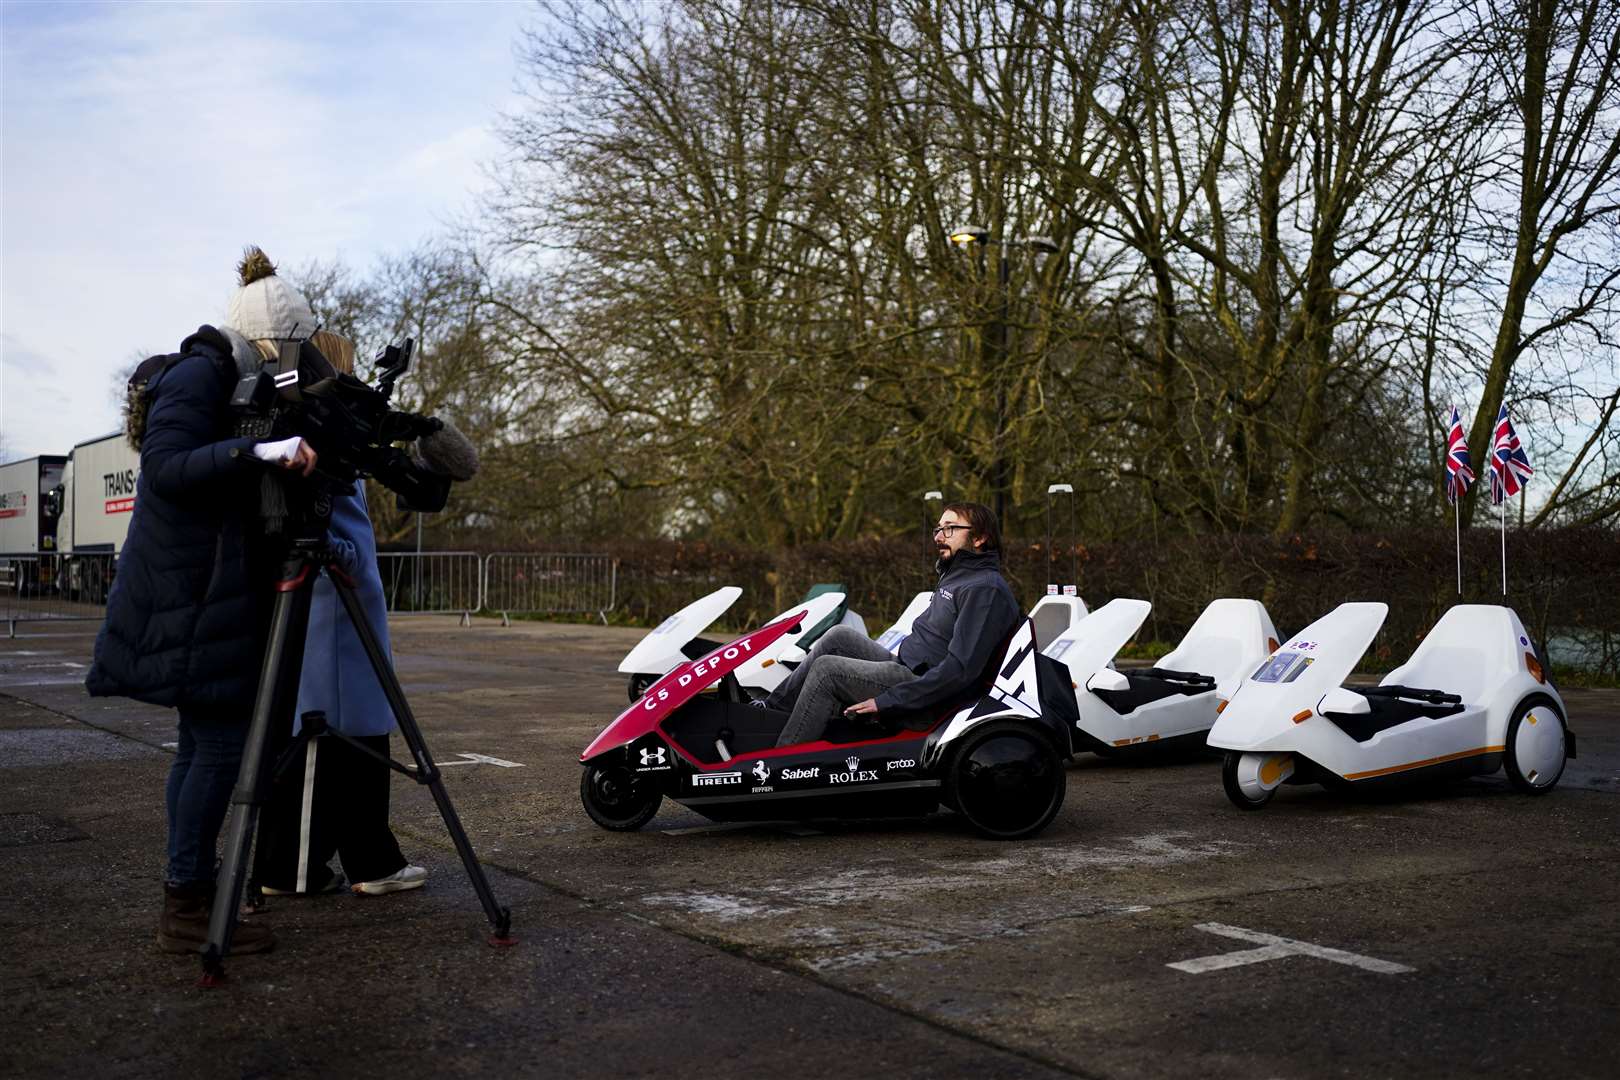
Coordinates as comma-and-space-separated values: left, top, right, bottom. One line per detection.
943, 722, 1065, 840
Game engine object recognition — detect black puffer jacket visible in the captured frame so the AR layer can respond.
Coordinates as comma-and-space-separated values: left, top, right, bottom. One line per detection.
874, 549, 1020, 722
86, 326, 273, 710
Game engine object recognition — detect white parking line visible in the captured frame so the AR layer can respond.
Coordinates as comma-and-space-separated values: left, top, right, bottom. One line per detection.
1168, 922, 1414, 975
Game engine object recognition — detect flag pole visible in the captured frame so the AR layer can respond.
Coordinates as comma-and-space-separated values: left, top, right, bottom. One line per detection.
1499, 493, 1507, 595
1454, 497, 1462, 595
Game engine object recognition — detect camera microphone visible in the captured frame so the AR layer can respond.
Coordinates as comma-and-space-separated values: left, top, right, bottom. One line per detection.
414, 418, 479, 481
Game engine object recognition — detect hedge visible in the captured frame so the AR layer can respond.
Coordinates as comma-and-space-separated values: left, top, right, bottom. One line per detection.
473, 527, 1620, 678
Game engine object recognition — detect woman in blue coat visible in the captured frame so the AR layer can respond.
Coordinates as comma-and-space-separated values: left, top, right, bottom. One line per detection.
253, 338, 426, 898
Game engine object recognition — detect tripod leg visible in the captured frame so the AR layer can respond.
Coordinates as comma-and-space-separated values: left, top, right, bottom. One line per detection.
200, 557, 316, 984
329, 572, 515, 945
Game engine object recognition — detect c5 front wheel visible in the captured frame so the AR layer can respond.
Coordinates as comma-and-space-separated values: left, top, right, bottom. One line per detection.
580, 764, 661, 830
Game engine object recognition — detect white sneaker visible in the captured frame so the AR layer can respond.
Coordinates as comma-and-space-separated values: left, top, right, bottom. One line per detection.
352, 865, 427, 896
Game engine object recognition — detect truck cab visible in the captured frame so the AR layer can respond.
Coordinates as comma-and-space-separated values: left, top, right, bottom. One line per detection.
0, 454, 68, 593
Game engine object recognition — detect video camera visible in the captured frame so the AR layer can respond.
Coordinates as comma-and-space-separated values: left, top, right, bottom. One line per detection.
230, 337, 454, 515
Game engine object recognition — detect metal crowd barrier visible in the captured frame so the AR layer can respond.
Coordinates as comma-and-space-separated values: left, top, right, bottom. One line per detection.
4, 549, 617, 636
376, 551, 483, 623
482, 552, 618, 625
2, 551, 116, 637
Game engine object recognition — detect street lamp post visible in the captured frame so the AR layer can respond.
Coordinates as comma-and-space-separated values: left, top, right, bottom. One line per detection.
947, 226, 1057, 524
923, 489, 943, 587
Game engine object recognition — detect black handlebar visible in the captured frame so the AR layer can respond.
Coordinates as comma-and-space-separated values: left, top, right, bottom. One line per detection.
1360, 684, 1462, 705
1142, 667, 1217, 687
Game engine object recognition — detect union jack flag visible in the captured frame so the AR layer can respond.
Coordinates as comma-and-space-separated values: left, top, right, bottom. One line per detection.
1443, 405, 1474, 504
1487, 404, 1534, 505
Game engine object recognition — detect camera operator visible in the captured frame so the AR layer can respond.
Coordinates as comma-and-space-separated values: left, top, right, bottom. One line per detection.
87, 248, 327, 956
252, 330, 428, 899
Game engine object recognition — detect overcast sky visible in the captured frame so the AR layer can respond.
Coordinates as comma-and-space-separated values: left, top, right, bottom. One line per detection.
1, 0, 533, 461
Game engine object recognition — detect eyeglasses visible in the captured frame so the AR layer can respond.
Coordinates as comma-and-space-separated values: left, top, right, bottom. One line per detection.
933, 524, 971, 537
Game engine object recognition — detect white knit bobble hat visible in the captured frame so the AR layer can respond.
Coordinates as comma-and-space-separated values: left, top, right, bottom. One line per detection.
225, 246, 316, 341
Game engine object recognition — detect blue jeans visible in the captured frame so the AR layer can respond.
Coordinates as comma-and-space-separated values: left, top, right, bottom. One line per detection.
165, 708, 247, 886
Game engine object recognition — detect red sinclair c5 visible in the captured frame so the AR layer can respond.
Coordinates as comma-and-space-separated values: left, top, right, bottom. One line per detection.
579, 608, 1081, 840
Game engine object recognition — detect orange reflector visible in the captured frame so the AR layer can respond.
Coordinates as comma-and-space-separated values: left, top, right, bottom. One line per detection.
1215, 698, 1228, 714
1292, 709, 1312, 724
761, 658, 776, 668
1268, 637, 1280, 653
1525, 652, 1544, 684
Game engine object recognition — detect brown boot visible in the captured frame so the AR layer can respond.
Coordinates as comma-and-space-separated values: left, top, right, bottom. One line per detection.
157, 882, 275, 955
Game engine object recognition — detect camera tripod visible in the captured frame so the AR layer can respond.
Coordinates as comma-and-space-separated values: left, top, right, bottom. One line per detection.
200, 531, 514, 985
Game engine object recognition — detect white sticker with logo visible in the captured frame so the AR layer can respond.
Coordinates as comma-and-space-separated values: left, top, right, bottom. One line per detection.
636, 746, 673, 771
828, 755, 879, 785
692, 771, 743, 788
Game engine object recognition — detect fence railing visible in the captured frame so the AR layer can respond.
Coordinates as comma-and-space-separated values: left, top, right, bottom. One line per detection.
482, 552, 618, 625
2, 552, 117, 635
376, 551, 483, 621
4, 550, 618, 635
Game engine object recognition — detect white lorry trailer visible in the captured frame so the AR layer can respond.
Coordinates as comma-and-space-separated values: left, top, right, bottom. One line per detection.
52, 432, 140, 601
0, 454, 68, 592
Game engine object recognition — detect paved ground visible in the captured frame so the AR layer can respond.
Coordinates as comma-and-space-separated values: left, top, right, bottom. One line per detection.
2, 616, 1616, 1079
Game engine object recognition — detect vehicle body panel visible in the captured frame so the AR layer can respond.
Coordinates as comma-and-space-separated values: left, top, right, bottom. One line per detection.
617, 586, 742, 676
1208, 602, 1388, 755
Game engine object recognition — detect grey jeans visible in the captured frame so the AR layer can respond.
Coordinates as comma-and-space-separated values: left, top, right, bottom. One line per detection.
767, 625, 917, 747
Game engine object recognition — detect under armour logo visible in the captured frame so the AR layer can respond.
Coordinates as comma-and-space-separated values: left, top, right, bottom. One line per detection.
640, 747, 667, 766
752, 760, 770, 783
845, 755, 861, 771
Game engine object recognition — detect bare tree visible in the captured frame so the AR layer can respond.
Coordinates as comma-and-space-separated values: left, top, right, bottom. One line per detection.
1459, 0, 1620, 526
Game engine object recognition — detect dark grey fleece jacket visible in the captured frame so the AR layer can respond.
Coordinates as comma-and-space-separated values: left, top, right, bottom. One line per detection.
874, 549, 1020, 722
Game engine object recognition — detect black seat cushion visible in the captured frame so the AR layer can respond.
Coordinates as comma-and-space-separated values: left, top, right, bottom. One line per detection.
1092, 671, 1212, 717
1323, 693, 1464, 743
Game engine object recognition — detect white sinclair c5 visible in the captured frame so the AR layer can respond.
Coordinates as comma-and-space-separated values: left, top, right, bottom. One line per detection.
1208, 602, 1576, 809
580, 606, 1083, 840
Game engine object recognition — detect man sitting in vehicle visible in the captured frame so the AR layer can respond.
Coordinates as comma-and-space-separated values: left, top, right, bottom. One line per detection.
764, 501, 1020, 746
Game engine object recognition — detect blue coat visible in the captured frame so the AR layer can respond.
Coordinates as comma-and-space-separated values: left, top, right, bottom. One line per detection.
87, 327, 269, 709
295, 483, 397, 737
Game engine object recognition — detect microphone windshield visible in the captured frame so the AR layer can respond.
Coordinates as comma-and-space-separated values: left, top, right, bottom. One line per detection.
414, 418, 479, 481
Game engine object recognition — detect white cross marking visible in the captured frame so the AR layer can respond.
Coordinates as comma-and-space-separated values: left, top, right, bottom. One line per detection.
436, 752, 526, 768
1168, 922, 1414, 975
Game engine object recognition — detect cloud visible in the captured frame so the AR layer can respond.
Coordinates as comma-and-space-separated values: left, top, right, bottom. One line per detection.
0, 1, 532, 458
0, 334, 57, 378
